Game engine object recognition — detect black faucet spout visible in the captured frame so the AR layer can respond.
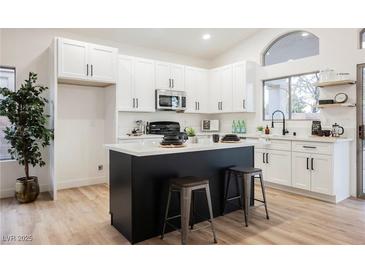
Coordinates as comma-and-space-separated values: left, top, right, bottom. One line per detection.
271, 110, 289, 135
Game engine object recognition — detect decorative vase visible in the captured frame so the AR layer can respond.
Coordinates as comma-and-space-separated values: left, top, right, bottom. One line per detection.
15, 176, 39, 203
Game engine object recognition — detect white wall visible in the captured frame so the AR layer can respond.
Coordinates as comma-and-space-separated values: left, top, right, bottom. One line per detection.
0, 28, 209, 198
211, 28, 365, 196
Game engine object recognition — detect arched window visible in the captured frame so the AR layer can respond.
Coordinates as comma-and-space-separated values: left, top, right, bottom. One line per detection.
361, 29, 365, 49
263, 31, 319, 66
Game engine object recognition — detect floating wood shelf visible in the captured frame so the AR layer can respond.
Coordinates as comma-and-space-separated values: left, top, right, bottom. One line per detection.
314, 80, 356, 88
316, 103, 356, 108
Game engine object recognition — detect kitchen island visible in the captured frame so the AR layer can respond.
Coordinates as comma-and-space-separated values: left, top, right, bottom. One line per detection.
105, 141, 254, 244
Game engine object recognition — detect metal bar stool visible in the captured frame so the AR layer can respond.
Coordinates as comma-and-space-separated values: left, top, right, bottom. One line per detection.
161, 176, 217, 245
223, 167, 269, 226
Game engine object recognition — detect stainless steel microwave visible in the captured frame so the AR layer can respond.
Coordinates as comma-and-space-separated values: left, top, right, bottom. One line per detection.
155, 89, 186, 111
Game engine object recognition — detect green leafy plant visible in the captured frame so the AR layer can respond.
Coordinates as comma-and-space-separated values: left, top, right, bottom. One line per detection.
0, 72, 54, 179
256, 126, 264, 132
185, 127, 196, 137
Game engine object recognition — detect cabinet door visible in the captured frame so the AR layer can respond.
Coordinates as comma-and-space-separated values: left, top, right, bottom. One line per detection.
292, 152, 311, 190
117, 56, 134, 111
220, 65, 233, 112
254, 148, 266, 172
134, 58, 156, 112
266, 150, 292, 186
209, 69, 221, 112
196, 69, 208, 112
232, 62, 246, 112
155, 62, 171, 89
170, 64, 185, 91
244, 61, 256, 112
58, 38, 88, 79
311, 154, 333, 195
184, 67, 198, 113
88, 44, 117, 83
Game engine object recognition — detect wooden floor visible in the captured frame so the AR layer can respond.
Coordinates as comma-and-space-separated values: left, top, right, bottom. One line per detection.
1, 183, 365, 245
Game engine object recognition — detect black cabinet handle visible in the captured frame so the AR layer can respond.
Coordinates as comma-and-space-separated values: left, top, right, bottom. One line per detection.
306, 157, 309, 170
172, 79, 174, 89
169, 79, 171, 88
86, 64, 89, 76
311, 158, 314, 170
243, 99, 246, 109
91, 64, 94, 77
266, 153, 269, 164
136, 98, 138, 108
262, 152, 265, 163
198, 102, 200, 110
303, 146, 316, 149
133, 98, 135, 108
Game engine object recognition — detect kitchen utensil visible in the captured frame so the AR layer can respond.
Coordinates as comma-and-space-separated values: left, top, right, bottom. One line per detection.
332, 123, 344, 137
334, 93, 348, 103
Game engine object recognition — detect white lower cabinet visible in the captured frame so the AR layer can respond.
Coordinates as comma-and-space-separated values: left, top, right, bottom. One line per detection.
292, 152, 332, 195
255, 148, 291, 187
253, 140, 350, 202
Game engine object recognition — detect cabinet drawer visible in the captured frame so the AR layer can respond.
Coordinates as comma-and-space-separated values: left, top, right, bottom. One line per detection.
292, 141, 333, 155
253, 139, 291, 151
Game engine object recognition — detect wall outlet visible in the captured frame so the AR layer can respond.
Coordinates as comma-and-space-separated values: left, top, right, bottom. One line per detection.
98, 165, 103, 171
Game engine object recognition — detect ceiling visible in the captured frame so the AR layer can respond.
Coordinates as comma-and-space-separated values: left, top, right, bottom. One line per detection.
63, 28, 260, 60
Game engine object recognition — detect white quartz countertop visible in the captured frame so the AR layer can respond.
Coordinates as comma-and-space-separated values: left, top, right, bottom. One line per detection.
105, 141, 255, 157
118, 133, 352, 143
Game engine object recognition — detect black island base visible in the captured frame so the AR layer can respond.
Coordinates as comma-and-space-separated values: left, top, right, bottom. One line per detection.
109, 146, 254, 244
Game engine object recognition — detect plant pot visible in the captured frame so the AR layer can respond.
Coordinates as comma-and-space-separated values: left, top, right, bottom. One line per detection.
15, 176, 39, 203
188, 136, 198, 144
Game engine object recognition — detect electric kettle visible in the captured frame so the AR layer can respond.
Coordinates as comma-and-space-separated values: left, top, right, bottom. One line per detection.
332, 123, 344, 137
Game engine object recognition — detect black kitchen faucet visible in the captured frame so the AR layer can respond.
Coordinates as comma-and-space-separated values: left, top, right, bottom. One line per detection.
271, 110, 289, 135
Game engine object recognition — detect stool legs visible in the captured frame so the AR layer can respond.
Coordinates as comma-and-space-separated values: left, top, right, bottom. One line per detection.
242, 174, 251, 227
161, 186, 172, 240
205, 184, 217, 244
222, 170, 231, 215
259, 172, 269, 220
180, 188, 192, 245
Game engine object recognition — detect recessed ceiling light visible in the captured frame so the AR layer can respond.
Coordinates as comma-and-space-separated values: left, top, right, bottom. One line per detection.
301, 32, 309, 37
288, 59, 294, 62
266, 52, 270, 56
202, 34, 211, 40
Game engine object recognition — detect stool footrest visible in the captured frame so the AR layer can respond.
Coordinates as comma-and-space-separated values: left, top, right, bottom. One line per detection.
166, 214, 181, 221
254, 198, 265, 203
226, 195, 242, 201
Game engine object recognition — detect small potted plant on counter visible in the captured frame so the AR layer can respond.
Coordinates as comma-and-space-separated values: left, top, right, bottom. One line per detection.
185, 127, 198, 144
0, 72, 54, 203
256, 126, 264, 135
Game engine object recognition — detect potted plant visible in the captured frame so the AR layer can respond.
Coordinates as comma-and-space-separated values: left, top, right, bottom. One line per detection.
185, 127, 198, 144
256, 126, 264, 135
0, 72, 54, 203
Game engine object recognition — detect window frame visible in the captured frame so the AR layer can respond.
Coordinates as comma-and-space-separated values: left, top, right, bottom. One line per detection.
262, 31, 319, 66
262, 71, 320, 121
360, 28, 365, 49
0, 65, 16, 161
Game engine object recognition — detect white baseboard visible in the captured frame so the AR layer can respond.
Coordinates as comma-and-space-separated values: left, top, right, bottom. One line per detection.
57, 176, 106, 190
0, 184, 50, 199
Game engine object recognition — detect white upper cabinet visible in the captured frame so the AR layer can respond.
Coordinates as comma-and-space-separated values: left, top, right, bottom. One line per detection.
220, 65, 233, 112
232, 61, 256, 112
58, 38, 88, 80
88, 43, 118, 82
155, 62, 185, 91
57, 38, 118, 85
209, 65, 232, 113
133, 58, 156, 112
117, 56, 134, 111
117, 55, 155, 112
184, 66, 208, 113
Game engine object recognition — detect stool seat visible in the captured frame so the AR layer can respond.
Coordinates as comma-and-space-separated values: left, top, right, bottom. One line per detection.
170, 176, 209, 188
228, 167, 262, 174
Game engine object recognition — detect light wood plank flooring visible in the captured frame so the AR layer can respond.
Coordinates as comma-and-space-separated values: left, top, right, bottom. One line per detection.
1, 183, 365, 245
